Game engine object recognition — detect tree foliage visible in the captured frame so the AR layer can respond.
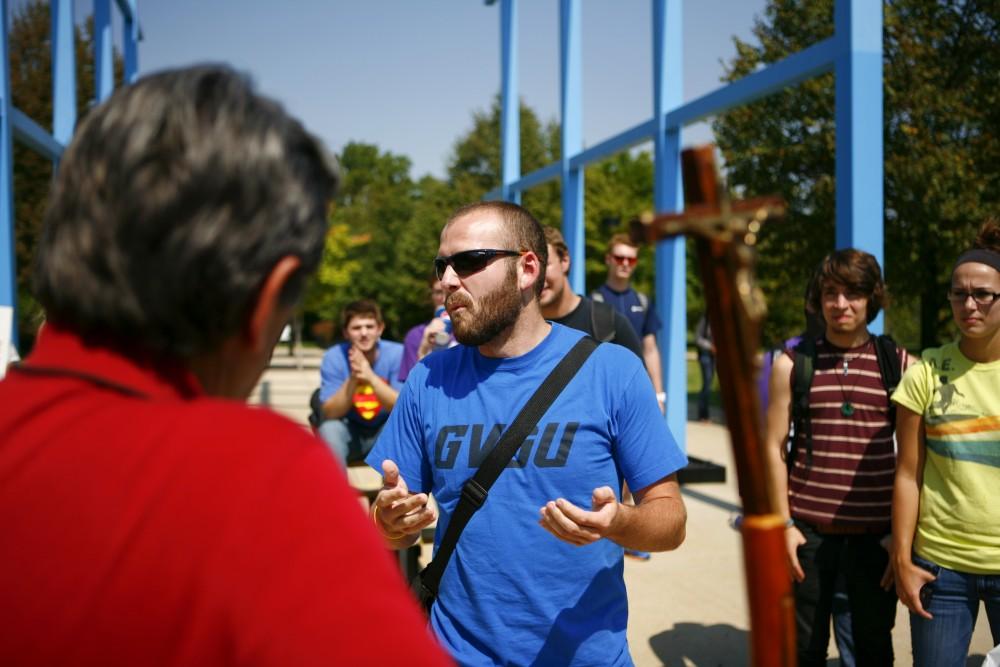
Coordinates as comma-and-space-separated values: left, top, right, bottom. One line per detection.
713, 0, 999, 349
9, 0, 122, 349
302, 97, 667, 345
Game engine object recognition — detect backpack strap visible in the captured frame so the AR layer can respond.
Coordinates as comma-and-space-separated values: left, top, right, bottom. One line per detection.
637, 292, 648, 311
590, 290, 604, 303
414, 336, 599, 608
788, 337, 817, 472
589, 299, 617, 343
872, 334, 903, 426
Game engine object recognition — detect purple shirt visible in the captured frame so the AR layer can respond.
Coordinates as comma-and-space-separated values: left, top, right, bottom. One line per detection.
398, 323, 427, 382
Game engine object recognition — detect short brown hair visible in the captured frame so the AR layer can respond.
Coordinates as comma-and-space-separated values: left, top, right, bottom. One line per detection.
606, 233, 638, 255
340, 299, 383, 330
543, 226, 568, 261
447, 201, 548, 297
808, 249, 886, 324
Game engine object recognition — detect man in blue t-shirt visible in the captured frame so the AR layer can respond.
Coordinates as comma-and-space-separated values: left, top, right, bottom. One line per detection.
318, 299, 403, 466
367, 202, 688, 666
591, 233, 666, 413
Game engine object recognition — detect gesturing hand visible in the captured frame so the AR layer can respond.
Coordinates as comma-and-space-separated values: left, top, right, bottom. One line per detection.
371, 459, 436, 542
538, 486, 621, 546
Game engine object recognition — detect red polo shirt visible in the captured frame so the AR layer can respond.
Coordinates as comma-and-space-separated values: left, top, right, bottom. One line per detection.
0, 325, 450, 667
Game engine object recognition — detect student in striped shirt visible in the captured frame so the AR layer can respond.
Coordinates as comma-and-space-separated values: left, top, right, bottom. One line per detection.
764, 249, 914, 666
892, 219, 1000, 666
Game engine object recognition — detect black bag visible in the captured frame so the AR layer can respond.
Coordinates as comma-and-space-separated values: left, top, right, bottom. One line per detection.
411, 336, 598, 613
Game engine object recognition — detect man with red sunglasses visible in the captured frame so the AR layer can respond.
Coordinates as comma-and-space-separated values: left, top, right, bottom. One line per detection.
592, 234, 666, 412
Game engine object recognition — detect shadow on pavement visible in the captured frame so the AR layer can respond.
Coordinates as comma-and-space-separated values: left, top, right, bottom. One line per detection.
648, 621, 748, 666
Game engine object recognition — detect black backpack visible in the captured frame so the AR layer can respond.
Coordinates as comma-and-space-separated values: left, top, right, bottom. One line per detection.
589, 299, 617, 343
788, 334, 903, 471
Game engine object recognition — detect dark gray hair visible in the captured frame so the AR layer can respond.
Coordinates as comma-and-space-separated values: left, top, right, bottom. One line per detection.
33, 65, 339, 359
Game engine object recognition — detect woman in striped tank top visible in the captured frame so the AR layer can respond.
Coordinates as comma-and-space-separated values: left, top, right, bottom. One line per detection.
892, 219, 1000, 666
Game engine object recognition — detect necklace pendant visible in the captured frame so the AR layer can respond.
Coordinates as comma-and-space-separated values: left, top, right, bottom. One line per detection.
841, 401, 854, 416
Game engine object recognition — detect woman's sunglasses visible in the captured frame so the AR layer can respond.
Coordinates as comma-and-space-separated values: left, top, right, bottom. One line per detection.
434, 249, 526, 280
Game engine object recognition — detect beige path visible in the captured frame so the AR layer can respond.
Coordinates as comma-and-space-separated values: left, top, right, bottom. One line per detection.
252, 346, 996, 666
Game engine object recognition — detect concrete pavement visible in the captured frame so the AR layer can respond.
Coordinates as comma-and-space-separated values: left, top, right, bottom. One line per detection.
251, 346, 995, 666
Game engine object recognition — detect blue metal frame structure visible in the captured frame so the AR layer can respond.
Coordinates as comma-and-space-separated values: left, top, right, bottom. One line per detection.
490, 0, 884, 450
0, 0, 141, 349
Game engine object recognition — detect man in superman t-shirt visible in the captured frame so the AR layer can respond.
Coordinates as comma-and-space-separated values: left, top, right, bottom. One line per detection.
318, 299, 404, 467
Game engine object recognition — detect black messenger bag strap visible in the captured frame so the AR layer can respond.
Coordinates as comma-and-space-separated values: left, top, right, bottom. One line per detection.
416, 335, 599, 604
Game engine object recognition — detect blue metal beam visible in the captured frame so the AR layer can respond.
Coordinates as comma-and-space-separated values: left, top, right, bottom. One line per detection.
560, 0, 584, 292
834, 0, 884, 331
94, 0, 114, 102
12, 108, 64, 161
0, 0, 16, 347
485, 162, 560, 200
500, 36, 841, 193
665, 37, 837, 128
113, 0, 137, 23
653, 0, 687, 446
124, 14, 139, 84
568, 118, 656, 171
499, 0, 520, 204
115, 0, 144, 80
52, 0, 76, 147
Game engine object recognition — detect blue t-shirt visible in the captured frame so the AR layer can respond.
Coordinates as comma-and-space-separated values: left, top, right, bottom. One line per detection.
593, 285, 661, 339
368, 324, 686, 666
319, 340, 404, 429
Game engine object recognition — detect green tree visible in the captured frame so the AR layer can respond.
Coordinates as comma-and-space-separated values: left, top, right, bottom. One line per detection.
9, 0, 123, 350
447, 98, 666, 316
304, 142, 424, 340
447, 96, 562, 226
713, 0, 999, 349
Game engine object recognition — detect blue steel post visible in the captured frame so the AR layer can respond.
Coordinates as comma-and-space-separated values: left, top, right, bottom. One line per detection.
94, 0, 114, 102
834, 0, 883, 332
560, 0, 584, 292
52, 0, 76, 146
124, 12, 139, 84
653, 0, 687, 447
499, 0, 520, 204
0, 0, 16, 347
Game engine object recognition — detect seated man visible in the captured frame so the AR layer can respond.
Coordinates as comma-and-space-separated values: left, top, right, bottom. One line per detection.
318, 299, 403, 466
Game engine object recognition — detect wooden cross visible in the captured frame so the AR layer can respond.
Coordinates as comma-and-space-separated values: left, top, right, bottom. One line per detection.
630, 145, 794, 667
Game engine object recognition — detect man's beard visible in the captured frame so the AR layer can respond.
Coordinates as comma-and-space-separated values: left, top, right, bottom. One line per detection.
447, 265, 522, 347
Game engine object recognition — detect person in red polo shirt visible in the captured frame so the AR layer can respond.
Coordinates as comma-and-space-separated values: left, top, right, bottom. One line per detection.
0, 66, 449, 667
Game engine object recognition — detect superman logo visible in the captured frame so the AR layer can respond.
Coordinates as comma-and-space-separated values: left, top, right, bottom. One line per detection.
352, 382, 382, 420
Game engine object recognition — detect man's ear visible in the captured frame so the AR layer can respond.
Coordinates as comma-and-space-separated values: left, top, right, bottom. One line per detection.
246, 255, 302, 353
519, 251, 543, 293
561, 253, 571, 277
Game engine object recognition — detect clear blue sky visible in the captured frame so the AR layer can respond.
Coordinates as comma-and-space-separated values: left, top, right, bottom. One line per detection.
78, 0, 767, 179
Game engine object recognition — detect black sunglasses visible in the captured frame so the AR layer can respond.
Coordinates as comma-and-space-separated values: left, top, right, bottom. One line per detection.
433, 249, 526, 280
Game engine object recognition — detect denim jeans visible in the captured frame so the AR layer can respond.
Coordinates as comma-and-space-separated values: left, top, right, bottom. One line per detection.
910, 553, 1000, 667
317, 418, 381, 468
831, 575, 855, 667
697, 351, 714, 420
793, 520, 897, 667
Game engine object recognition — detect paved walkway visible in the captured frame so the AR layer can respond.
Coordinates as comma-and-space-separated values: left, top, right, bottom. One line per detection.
251, 347, 995, 666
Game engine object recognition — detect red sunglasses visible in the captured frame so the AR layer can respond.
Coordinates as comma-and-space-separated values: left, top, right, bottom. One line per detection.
610, 254, 638, 267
